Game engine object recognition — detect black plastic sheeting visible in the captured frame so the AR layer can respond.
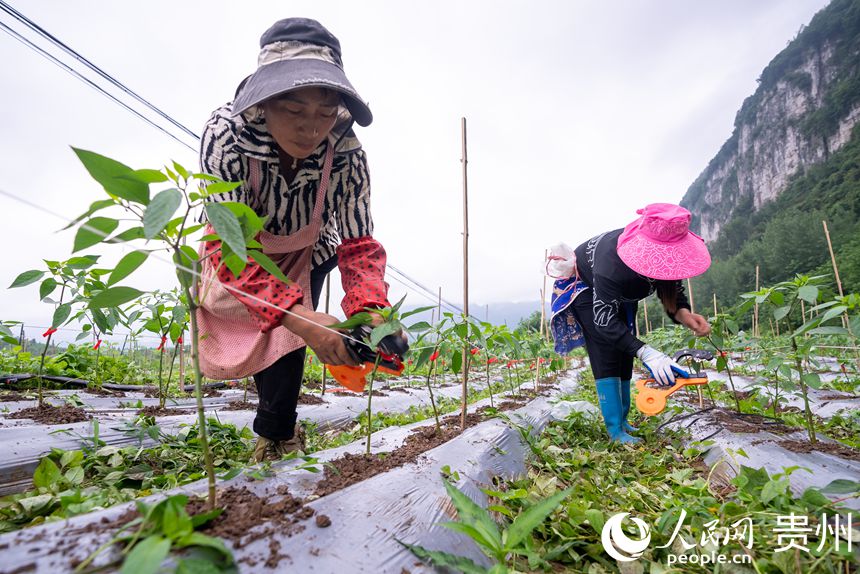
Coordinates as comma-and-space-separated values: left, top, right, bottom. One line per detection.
0, 374, 547, 497
0, 372, 591, 573
1, 373, 228, 393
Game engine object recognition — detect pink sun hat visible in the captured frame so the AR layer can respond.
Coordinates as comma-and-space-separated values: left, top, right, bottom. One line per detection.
616, 203, 711, 280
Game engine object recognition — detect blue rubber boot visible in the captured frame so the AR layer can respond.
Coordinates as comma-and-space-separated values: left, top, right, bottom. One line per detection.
595, 377, 640, 444
620, 379, 638, 433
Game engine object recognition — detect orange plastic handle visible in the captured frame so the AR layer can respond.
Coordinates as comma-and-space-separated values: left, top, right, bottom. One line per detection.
326, 362, 404, 393
634, 376, 708, 416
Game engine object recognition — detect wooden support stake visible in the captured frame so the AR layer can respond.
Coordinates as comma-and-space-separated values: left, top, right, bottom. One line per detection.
754, 265, 760, 338
437, 287, 442, 326
687, 278, 695, 314
713, 293, 718, 318
822, 220, 849, 329
179, 332, 185, 391
541, 249, 549, 340
461, 117, 470, 431
643, 300, 650, 335
321, 275, 331, 395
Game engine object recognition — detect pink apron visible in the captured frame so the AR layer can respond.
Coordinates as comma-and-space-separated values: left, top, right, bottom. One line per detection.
196, 144, 334, 379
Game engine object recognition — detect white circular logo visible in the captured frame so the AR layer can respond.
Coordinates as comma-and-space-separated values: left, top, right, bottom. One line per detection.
601, 512, 651, 562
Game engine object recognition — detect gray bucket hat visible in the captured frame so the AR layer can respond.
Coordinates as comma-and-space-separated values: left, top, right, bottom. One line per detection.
232, 18, 373, 127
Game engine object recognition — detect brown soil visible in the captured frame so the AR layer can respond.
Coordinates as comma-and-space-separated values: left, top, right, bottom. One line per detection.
203, 389, 223, 398
493, 399, 528, 411
819, 393, 860, 401
388, 387, 412, 393
712, 410, 801, 435
136, 406, 193, 417
315, 514, 331, 528
369, 390, 388, 397
778, 439, 860, 462
223, 400, 258, 411
0, 391, 32, 402
7, 404, 90, 424
83, 387, 126, 397
314, 406, 501, 498
297, 393, 325, 405
186, 485, 316, 569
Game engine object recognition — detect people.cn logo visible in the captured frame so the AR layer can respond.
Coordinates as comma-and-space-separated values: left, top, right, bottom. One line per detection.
601, 512, 652, 562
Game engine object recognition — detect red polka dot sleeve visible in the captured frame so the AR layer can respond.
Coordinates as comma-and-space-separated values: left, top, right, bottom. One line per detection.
337, 236, 391, 317
201, 239, 303, 333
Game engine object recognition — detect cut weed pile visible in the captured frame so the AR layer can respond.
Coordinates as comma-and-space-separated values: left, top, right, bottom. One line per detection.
467, 410, 859, 573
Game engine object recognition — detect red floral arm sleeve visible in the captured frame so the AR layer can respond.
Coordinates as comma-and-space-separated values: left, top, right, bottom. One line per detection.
337, 236, 390, 317
202, 239, 304, 333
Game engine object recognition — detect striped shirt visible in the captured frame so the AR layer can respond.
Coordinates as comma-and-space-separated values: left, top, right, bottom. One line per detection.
199, 103, 373, 268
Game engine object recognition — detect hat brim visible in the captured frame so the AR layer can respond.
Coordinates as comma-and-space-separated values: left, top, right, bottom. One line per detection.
231, 59, 372, 127
616, 228, 711, 281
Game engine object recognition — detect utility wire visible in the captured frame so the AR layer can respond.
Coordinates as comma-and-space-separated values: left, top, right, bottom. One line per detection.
0, 187, 370, 350
0, 10, 196, 152
386, 263, 468, 317
0, 4, 480, 326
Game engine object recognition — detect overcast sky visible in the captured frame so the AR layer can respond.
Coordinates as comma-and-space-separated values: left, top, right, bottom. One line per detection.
0, 0, 831, 339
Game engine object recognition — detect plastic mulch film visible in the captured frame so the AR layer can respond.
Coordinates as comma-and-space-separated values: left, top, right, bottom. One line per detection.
0, 374, 558, 497
705, 369, 860, 419
664, 408, 860, 511
0, 372, 594, 573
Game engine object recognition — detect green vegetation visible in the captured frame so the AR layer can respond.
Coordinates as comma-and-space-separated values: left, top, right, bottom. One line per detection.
0, 418, 253, 534
690, 125, 860, 310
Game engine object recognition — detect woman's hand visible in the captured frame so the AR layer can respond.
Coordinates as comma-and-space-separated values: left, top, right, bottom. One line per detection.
282, 305, 359, 366
675, 308, 711, 337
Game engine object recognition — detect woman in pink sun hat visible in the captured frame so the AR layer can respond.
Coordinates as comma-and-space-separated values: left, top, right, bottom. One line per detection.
549, 203, 712, 444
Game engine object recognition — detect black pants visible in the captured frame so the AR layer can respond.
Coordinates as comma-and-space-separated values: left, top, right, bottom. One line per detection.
252, 256, 338, 440
571, 291, 635, 381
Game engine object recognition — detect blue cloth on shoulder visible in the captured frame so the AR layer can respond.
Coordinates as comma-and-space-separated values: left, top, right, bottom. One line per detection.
549, 277, 589, 354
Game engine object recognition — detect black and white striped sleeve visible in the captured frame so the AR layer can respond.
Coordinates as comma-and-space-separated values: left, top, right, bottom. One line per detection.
336, 149, 374, 239
198, 108, 249, 206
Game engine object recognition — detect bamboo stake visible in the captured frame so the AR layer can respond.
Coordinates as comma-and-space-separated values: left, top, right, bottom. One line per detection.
822, 220, 849, 330
541, 249, 548, 339
754, 265, 760, 338
321, 275, 331, 395
178, 331, 185, 391
539, 288, 547, 340
437, 287, 442, 326
643, 300, 650, 335
713, 293, 718, 318
461, 117, 470, 431
687, 278, 695, 314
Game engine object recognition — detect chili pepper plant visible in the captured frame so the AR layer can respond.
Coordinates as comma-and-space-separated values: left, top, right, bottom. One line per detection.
68, 148, 290, 507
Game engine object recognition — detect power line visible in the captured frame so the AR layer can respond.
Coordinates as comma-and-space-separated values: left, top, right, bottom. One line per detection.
0, 4, 197, 152
1, 5, 478, 325
386, 264, 466, 316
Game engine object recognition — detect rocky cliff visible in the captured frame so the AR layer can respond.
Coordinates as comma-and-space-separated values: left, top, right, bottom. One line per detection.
681, 0, 860, 242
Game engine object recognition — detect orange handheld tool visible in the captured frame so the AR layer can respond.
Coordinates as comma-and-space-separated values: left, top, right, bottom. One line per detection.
635, 349, 713, 416
326, 325, 407, 393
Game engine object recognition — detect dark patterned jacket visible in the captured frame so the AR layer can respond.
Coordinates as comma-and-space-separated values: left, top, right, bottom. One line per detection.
574, 229, 690, 356
199, 103, 389, 331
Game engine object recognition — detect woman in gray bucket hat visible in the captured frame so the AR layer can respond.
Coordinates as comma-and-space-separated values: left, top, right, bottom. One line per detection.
196, 18, 394, 462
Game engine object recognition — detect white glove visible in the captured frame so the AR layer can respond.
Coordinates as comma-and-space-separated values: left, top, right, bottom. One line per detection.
546, 243, 576, 278
636, 345, 689, 386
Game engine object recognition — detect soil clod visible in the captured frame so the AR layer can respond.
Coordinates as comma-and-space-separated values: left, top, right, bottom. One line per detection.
7, 404, 90, 424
